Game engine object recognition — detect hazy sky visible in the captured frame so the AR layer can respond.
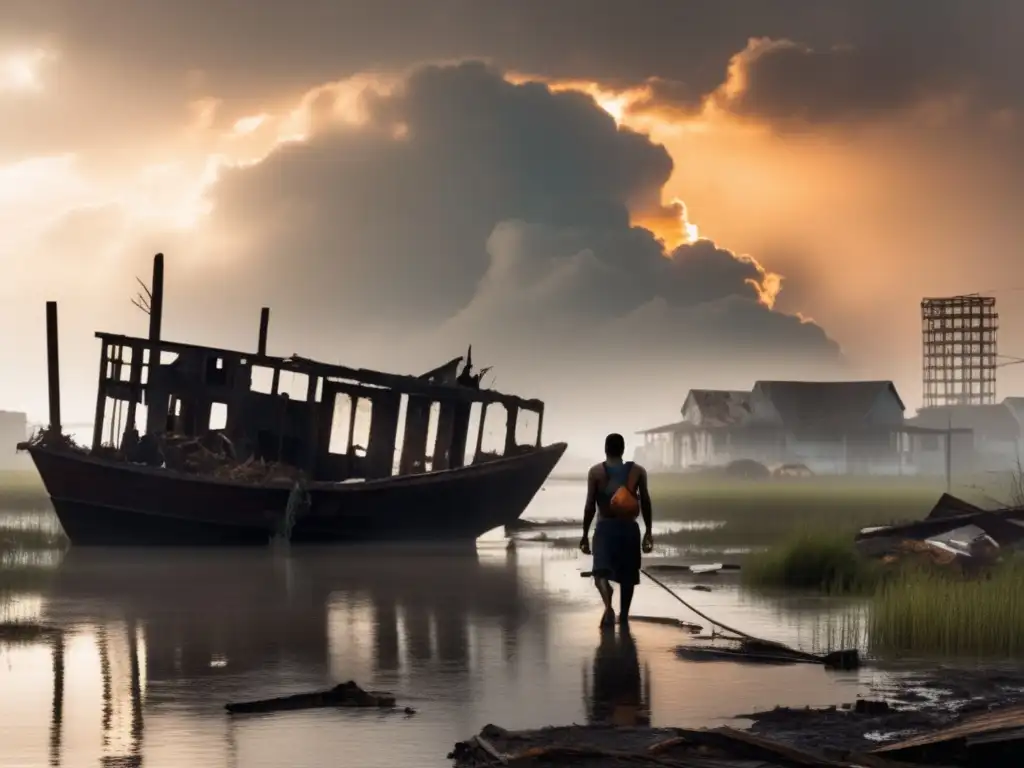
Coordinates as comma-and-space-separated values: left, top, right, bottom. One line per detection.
3, 0, 1024, 451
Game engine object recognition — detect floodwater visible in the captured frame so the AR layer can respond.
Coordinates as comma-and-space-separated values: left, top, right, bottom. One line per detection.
0, 480, 890, 768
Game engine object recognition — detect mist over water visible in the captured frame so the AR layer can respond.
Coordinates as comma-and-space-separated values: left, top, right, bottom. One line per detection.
0, 480, 888, 768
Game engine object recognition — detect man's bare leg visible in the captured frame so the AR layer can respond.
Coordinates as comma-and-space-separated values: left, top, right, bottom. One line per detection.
595, 576, 615, 626
619, 582, 635, 624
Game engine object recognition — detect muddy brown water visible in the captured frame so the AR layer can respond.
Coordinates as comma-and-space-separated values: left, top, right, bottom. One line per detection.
0, 479, 993, 767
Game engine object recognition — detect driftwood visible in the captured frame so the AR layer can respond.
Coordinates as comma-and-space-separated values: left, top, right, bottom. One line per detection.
675, 642, 859, 670
225, 680, 397, 714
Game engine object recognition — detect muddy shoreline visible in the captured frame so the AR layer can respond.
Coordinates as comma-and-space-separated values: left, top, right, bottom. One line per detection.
734, 664, 1024, 754
451, 665, 1024, 765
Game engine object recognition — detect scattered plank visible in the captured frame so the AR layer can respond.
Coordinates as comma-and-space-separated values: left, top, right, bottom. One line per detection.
874, 702, 1024, 766
629, 615, 703, 633
450, 723, 902, 767
225, 680, 397, 715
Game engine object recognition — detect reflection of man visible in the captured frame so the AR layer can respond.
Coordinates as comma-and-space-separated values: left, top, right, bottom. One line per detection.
587, 628, 648, 726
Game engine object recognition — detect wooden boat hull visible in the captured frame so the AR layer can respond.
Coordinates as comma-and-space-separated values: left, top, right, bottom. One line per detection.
26, 442, 567, 546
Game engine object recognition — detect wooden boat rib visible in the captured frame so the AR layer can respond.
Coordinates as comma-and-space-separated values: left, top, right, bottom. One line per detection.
22, 253, 567, 546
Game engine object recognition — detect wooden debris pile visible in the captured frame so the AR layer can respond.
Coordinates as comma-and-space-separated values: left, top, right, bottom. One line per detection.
874, 701, 1024, 766
857, 493, 1024, 553
16, 426, 87, 454
449, 723, 915, 767
882, 539, 962, 568
161, 433, 302, 484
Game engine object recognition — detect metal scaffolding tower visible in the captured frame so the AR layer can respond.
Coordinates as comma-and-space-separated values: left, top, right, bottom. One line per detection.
921, 295, 998, 407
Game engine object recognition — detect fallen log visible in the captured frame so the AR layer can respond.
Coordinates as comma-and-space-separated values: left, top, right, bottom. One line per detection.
225, 680, 396, 714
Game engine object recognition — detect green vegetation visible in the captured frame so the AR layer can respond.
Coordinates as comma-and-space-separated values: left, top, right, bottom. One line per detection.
870, 559, 1024, 658
648, 473, 944, 548
738, 523, 1024, 657
740, 530, 881, 594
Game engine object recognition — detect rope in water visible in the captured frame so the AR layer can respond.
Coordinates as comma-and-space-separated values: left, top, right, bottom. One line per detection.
639, 567, 755, 643
638, 568, 858, 668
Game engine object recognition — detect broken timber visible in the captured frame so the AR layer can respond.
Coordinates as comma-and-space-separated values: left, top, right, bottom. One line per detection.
225, 681, 397, 714
874, 702, 1024, 767
450, 723, 918, 767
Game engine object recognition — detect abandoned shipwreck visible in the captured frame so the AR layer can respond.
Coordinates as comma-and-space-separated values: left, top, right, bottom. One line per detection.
21, 254, 566, 546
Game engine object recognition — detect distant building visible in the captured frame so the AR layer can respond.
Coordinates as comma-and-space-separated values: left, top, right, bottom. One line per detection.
905, 399, 1023, 473
637, 380, 953, 475
0, 411, 28, 469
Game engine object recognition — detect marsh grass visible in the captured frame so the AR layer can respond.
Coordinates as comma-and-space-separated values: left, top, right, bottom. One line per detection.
870, 558, 1024, 658
0, 470, 49, 512
649, 474, 940, 548
741, 530, 882, 594
0, 511, 66, 553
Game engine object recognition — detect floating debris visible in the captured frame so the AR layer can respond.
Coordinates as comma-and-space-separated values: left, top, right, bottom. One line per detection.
449, 722, 911, 767
875, 702, 1024, 765
225, 680, 398, 715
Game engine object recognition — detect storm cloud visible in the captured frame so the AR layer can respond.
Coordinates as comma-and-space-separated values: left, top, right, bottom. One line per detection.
6, 0, 1024, 441
142, 62, 838, 442
187, 63, 838, 362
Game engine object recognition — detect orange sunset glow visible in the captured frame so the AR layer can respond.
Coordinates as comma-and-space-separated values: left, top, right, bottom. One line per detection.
0, 2, 1020, 454
5, 7, 1024, 768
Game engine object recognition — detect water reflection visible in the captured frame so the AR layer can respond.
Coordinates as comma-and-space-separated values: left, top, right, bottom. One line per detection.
10, 546, 549, 767
585, 627, 650, 726
0, 529, 893, 767
49, 631, 64, 767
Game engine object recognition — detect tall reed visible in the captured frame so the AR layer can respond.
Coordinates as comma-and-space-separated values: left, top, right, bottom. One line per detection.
870, 559, 1024, 657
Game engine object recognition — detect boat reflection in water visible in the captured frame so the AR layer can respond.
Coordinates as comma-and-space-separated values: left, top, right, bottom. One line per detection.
584, 627, 651, 727
30, 545, 546, 767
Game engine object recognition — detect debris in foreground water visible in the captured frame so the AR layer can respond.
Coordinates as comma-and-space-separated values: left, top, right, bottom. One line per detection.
448, 722, 908, 767
450, 704, 1024, 767
225, 680, 402, 715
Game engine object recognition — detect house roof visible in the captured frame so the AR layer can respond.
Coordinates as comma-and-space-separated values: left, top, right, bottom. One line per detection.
681, 389, 751, 427
1003, 397, 1024, 427
908, 403, 1020, 441
753, 380, 905, 433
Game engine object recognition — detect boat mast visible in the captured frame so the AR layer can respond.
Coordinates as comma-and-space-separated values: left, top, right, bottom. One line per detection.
258, 307, 270, 356
45, 300, 61, 432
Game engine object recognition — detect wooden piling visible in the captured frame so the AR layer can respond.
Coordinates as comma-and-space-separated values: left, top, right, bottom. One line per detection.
258, 307, 270, 356
148, 253, 164, 343
45, 301, 62, 431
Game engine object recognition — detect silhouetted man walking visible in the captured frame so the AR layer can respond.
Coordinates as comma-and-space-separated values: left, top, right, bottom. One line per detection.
580, 433, 654, 626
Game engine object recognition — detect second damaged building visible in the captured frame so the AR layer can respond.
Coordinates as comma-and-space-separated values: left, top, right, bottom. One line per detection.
20, 254, 567, 547
636, 380, 961, 475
